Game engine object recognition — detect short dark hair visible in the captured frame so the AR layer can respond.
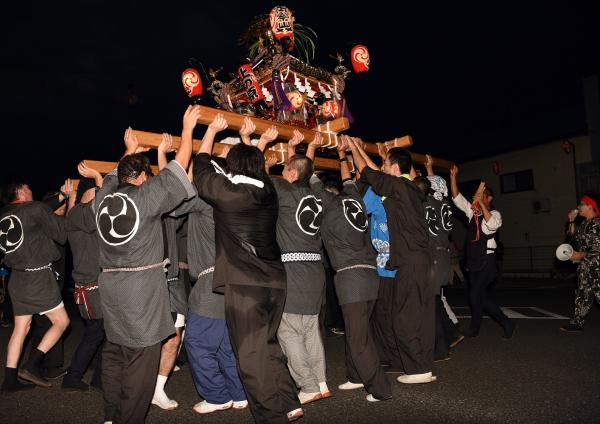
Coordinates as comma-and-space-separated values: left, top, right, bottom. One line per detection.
320, 172, 342, 194
387, 148, 413, 174
287, 155, 314, 184
413, 176, 431, 196
1, 176, 29, 206
226, 143, 269, 182
118, 154, 153, 184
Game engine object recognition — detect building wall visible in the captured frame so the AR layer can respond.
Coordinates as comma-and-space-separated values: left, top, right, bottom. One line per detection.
456, 136, 591, 271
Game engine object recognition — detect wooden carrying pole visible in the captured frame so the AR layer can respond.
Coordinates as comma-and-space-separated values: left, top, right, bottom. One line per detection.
142, 105, 413, 154
130, 128, 454, 171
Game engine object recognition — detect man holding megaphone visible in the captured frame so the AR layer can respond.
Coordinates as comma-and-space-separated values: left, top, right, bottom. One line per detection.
560, 192, 600, 333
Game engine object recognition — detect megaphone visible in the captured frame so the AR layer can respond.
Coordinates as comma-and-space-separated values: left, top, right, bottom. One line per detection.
556, 243, 574, 261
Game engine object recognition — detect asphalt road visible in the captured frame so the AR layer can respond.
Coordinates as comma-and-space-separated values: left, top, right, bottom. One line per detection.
1, 283, 599, 424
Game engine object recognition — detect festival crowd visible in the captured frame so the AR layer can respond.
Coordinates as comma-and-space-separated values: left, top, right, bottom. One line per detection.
1, 106, 598, 424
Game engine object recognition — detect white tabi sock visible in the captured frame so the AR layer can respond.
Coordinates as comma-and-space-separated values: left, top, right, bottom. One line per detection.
152, 374, 178, 410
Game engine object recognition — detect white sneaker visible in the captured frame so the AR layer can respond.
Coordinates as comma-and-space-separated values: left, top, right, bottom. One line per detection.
396, 372, 437, 384
298, 391, 322, 405
338, 381, 364, 390
192, 400, 233, 414
366, 394, 380, 402
232, 400, 248, 409
151, 394, 178, 410
319, 382, 331, 398
173, 365, 181, 372
287, 408, 304, 421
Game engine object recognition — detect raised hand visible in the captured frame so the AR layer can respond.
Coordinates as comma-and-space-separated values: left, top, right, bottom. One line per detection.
450, 165, 458, 180
337, 135, 350, 153
288, 129, 305, 148
257, 126, 279, 151
309, 133, 324, 149
60, 178, 76, 197
208, 113, 228, 133
239, 117, 256, 145
425, 154, 434, 176
158, 133, 174, 154
183, 105, 202, 133
265, 151, 277, 170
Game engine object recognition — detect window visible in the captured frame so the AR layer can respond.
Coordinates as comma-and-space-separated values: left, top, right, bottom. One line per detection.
500, 170, 534, 193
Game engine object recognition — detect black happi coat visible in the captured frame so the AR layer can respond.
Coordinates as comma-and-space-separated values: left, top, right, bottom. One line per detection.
0, 201, 66, 314
94, 161, 195, 348
193, 153, 285, 292
272, 178, 325, 315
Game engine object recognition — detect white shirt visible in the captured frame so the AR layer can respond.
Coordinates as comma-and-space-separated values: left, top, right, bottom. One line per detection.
452, 193, 502, 254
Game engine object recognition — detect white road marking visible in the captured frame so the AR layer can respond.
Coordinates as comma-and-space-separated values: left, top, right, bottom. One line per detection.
453, 306, 569, 320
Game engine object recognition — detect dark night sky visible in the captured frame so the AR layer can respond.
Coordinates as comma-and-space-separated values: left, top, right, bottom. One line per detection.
2, 1, 598, 197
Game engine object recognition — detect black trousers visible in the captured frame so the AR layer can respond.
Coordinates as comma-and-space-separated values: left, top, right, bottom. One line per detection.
65, 318, 105, 384
468, 256, 511, 333
31, 314, 63, 369
392, 264, 435, 375
341, 300, 391, 399
371, 277, 403, 368
102, 340, 161, 424
225, 284, 299, 424
434, 296, 448, 359
324, 267, 344, 329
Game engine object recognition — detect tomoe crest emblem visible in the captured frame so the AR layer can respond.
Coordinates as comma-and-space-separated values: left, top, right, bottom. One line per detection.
96, 193, 140, 246
295, 195, 323, 236
0, 215, 24, 254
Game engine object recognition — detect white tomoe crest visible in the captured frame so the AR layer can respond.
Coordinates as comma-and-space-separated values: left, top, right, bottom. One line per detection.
96, 193, 140, 246
342, 198, 368, 232
0, 215, 24, 253
295, 195, 323, 236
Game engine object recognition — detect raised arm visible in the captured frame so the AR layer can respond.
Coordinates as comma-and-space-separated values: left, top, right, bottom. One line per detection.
157, 133, 174, 171
123, 127, 150, 159
450, 165, 460, 199
256, 126, 278, 152
425, 154, 434, 176
337, 136, 351, 181
77, 161, 103, 188
239, 117, 256, 145
265, 151, 277, 175
198, 112, 228, 155
306, 133, 323, 161
351, 137, 379, 171
287, 129, 304, 159
473, 186, 492, 223
176, 105, 201, 170
60, 178, 77, 214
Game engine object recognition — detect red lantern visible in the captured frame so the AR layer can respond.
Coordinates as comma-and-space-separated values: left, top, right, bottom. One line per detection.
350, 45, 370, 73
238, 64, 265, 106
181, 68, 203, 98
322, 100, 340, 119
270, 6, 294, 52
